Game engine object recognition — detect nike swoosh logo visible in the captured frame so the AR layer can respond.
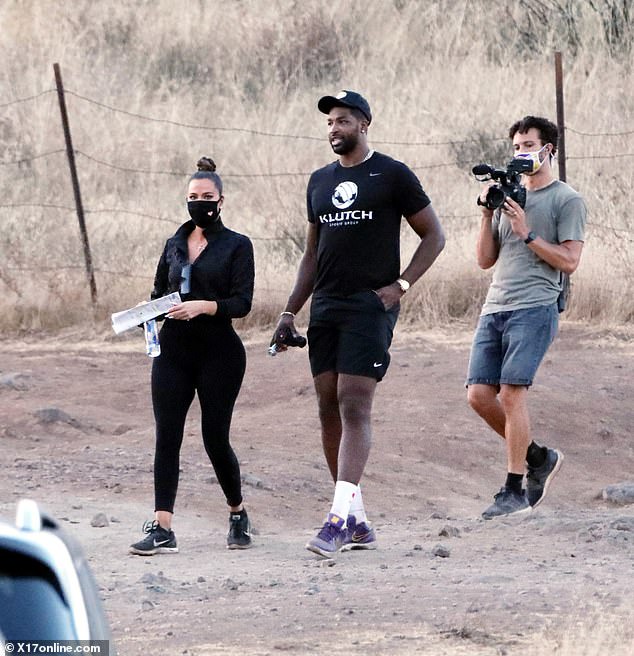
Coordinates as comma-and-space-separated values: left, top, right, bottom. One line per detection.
373, 362, 382, 368
352, 531, 371, 542
153, 538, 171, 547
369, 173, 382, 177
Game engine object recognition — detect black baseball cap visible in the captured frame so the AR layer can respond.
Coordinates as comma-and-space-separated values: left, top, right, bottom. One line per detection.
318, 90, 372, 124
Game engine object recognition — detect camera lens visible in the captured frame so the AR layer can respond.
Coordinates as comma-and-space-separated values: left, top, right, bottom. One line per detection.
486, 186, 506, 209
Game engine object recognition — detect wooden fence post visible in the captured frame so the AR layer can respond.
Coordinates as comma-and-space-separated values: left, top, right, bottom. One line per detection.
554, 51, 570, 310
53, 62, 97, 306
554, 51, 567, 183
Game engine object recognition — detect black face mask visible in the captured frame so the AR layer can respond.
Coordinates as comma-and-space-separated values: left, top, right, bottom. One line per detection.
187, 200, 220, 228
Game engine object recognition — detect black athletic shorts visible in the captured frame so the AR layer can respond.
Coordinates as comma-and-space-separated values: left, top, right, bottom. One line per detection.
307, 290, 400, 381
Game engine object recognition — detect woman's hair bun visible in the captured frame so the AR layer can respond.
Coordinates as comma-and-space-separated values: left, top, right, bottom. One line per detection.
196, 156, 217, 172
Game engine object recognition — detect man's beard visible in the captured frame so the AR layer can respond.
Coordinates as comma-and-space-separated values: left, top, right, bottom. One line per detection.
330, 133, 358, 155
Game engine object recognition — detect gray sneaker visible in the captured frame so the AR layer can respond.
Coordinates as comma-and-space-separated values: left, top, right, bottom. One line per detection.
526, 448, 563, 507
482, 487, 531, 520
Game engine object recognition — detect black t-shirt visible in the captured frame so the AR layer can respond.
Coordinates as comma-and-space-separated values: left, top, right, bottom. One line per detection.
307, 151, 430, 297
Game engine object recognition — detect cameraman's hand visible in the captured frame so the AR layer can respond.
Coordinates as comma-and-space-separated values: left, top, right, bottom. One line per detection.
478, 183, 495, 219
503, 197, 529, 240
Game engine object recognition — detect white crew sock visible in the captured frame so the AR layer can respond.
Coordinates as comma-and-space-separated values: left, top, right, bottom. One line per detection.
349, 484, 368, 524
328, 480, 357, 524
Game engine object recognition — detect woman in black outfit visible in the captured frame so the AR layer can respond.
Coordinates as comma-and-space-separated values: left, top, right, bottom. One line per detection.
130, 157, 255, 555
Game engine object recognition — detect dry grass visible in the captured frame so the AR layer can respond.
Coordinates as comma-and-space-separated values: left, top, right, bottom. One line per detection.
0, 0, 632, 334
525, 609, 634, 656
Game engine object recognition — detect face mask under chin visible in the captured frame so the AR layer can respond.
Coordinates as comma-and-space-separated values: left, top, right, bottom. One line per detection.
187, 200, 220, 228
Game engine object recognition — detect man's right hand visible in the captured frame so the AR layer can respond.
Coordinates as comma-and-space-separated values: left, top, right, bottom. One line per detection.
478, 182, 495, 219
269, 313, 303, 354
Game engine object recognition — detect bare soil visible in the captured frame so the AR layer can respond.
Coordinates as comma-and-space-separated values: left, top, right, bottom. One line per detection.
1, 322, 633, 655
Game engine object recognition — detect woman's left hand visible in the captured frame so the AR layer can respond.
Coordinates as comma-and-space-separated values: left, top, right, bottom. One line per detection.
166, 300, 216, 320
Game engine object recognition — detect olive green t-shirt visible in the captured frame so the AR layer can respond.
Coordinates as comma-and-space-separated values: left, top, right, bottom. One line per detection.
482, 180, 586, 315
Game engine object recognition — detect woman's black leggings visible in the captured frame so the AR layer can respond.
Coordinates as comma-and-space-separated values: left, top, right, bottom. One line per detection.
151, 319, 246, 513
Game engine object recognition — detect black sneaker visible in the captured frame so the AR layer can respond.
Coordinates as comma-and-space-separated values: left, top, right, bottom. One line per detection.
482, 487, 531, 520
526, 448, 563, 507
129, 520, 178, 555
227, 509, 252, 550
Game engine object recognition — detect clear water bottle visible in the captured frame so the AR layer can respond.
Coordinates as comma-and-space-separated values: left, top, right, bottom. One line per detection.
144, 319, 161, 357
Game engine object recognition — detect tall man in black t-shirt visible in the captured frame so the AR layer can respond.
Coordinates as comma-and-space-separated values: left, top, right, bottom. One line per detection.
271, 90, 445, 557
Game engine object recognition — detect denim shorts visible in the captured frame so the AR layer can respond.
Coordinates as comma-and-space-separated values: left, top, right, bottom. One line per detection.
466, 303, 558, 387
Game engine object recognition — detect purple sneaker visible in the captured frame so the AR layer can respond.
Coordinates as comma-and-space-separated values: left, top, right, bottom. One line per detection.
340, 515, 377, 551
306, 513, 346, 558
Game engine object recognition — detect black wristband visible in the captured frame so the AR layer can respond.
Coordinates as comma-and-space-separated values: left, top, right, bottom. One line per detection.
524, 231, 536, 244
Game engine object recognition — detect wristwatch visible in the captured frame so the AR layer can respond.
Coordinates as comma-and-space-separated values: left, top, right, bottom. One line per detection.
524, 231, 537, 244
396, 278, 410, 293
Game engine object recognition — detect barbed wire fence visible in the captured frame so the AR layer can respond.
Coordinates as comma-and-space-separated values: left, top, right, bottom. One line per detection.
1, 60, 633, 307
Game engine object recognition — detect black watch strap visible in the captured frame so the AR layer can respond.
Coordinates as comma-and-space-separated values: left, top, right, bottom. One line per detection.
524, 231, 536, 244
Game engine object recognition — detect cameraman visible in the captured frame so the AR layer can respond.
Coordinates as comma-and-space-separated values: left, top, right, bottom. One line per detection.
467, 116, 586, 519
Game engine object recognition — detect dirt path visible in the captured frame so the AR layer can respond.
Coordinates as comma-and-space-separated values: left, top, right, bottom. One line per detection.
1, 323, 633, 655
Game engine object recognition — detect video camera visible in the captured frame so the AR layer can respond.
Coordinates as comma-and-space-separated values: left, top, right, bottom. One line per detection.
472, 157, 533, 210
268, 327, 307, 356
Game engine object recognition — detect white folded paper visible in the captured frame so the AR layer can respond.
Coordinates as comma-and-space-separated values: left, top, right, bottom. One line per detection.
111, 292, 181, 334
